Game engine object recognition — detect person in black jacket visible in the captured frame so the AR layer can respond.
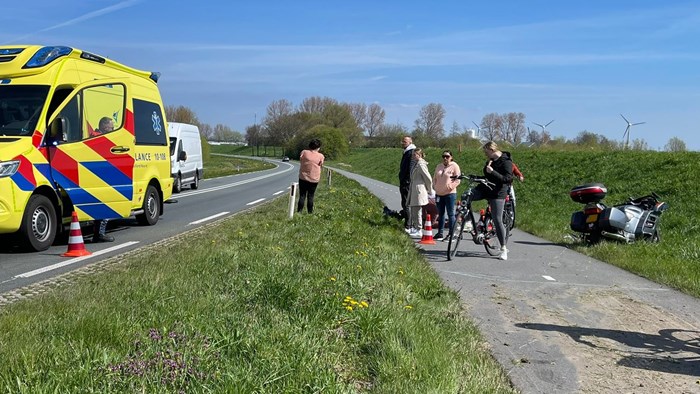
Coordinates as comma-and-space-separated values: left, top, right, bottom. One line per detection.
470, 141, 513, 260
398, 136, 416, 228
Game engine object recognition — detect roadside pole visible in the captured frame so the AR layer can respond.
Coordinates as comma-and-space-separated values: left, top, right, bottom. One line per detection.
327, 168, 332, 187
288, 182, 298, 219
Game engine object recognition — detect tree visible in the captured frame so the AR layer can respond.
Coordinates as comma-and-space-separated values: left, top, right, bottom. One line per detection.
415, 103, 446, 143
502, 112, 526, 145
481, 113, 502, 141
298, 96, 337, 114
664, 137, 687, 152
245, 124, 263, 146
263, 99, 294, 145
364, 103, 385, 138
368, 122, 407, 148
449, 121, 461, 136
165, 105, 199, 125
343, 102, 367, 134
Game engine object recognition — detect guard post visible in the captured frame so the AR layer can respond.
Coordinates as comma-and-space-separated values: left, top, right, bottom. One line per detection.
289, 182, 298, 219
327, 168, 332, 187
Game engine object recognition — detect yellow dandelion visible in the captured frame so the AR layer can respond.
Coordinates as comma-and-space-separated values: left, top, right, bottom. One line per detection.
404, 305, 413, 310
360, 301, 369, 308
346, 306, 353, 311
329, 277, 336, 281
398, 270, 404, 275
350, 300, 358, 305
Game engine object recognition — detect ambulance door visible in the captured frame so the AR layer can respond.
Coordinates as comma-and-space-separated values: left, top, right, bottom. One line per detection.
46, 82, 134, 221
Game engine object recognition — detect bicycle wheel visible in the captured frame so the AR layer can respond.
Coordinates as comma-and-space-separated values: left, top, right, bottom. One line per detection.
503, 201, 515, 233
447, 214, 467, 260
483, 217, 502, 256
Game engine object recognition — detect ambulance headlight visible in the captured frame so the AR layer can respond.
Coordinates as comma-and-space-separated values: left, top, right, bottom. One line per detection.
0, 160, 20, 178
24, 46, 72, 68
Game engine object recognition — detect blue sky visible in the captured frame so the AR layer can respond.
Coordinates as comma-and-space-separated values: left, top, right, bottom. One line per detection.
3, 1, 699, 150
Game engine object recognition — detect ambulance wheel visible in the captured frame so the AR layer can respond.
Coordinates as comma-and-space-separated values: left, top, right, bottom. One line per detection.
191, 173, 199, 190
137, 185, 160, 226
18, 194, 57, 251
173, 174, 182, 193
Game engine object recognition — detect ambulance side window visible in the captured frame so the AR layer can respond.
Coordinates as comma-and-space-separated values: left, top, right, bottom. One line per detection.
134, 99, 167, 146
54, 95, 81, 143
82, 84, 125, 140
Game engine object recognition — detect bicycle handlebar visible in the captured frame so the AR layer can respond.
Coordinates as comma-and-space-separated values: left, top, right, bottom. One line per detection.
450, 174, 495, 189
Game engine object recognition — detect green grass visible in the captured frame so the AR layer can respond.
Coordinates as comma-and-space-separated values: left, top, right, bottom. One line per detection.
210, 144, 287, 158
204, 153, 275, 178
0, 173, 515, 393
335, 147, 700, 297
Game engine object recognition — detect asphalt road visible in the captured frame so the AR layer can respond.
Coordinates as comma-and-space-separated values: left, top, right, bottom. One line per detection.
0, 159, 297, 294
329, 166, 700, 394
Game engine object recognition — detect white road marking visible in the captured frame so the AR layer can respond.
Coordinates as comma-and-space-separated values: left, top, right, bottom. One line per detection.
189, 212, 230, 225
247, 198, 266, 205
543, 275, 556, 281
15, 241, 140, 278
273, 190, 285, 196
175, 166, 293, 198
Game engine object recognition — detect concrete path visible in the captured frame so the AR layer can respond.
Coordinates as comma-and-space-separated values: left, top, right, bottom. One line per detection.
329, 167, 700, 394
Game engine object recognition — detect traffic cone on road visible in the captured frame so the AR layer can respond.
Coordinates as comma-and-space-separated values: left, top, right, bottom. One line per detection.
61, 211, 92, 257
418, 214, 436, 245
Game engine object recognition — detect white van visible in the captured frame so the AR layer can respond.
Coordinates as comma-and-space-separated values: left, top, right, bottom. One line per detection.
169, 122, 203, 193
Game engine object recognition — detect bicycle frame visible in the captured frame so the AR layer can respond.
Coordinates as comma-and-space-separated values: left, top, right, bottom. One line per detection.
446, 175, 503, 260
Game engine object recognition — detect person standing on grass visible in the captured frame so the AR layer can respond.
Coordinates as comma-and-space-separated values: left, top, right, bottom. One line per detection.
470, 141, 513, 260
398, 135, 416, 228
406, 148, 434, 238
297, 138, 325, 214
432, 150, 461, 241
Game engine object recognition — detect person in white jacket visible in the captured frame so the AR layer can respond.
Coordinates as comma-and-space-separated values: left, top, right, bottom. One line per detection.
406, 148, 434, 237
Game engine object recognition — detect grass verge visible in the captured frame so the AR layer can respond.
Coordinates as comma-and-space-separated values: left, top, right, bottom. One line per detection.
335, 148, 700, 298
0, 172, 514, 393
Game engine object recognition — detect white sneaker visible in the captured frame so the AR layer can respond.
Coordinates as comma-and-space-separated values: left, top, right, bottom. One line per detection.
499, 247, 508, 261
463, 221, 473, 232
409, 229, 423, 238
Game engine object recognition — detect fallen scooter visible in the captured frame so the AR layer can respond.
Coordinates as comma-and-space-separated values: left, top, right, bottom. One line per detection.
569, 183, 668, 244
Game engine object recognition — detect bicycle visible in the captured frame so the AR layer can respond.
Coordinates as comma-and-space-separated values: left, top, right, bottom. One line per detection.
446, 175, 514, 260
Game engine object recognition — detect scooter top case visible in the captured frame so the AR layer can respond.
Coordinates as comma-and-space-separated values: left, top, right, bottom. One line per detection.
570, 183, 607, 204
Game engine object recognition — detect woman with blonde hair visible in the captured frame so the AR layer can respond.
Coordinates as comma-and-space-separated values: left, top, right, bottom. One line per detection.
470, 141, 513, 260
406, 148, 434, 238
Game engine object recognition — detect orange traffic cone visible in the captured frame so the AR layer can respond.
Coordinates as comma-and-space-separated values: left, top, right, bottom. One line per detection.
62, 211, 92, 257
418, 214, 436, 245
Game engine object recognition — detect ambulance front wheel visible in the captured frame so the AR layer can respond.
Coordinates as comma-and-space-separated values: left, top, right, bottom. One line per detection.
137, 185, 160, 226
18, 194, 57, 251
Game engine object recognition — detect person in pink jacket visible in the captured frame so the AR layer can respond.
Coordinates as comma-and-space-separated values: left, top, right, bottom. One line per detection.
297, 139, 325, 213
432, 150, 461, 241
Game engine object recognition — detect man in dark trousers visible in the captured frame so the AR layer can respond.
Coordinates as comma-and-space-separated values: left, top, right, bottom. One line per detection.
398, 135, 416, 228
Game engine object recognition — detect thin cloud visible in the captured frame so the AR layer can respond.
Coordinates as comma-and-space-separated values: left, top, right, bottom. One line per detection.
7, 0, 141, 43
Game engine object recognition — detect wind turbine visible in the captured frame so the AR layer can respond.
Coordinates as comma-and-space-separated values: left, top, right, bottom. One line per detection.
471, 121, 482, 135
620, 114, 645, 149
533, 120, 554, 133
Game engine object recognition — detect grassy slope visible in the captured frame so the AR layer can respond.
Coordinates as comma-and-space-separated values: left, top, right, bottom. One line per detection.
336, 148, 700, 297
0, 173, 514, 393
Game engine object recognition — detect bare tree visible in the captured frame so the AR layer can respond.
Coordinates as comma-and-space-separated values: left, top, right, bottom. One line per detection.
664, 137, 687, 152
364, 103, 385, 138
165, 105, 200, 125
343, 102, 367, 133
416, 103, 446, 141
245, 124, 263, 146
480, 113, 502, 141
199, 123, 214, 140
502, 112, 526, 144
298, 96, 337, 114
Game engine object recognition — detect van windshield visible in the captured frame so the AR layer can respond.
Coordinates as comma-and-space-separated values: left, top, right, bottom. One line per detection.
169, 137, 177, 155
0, 85, 49, 137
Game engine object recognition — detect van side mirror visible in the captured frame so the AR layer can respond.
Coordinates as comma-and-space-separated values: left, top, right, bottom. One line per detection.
49, 117, 68, 142
178, 151, 187, 161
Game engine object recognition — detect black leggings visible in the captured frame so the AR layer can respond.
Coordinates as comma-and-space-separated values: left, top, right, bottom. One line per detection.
297, 179, 319, 213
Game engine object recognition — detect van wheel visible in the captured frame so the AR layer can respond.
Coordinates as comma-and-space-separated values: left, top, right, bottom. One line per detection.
18, 195, 57, 251
191, 173, 199, 190
173, 174, 182, 193
137, 185, 160, 226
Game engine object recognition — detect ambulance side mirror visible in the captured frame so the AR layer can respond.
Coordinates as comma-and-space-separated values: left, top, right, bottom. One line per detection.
49, 117, 68, 142
178, 151, 187, 161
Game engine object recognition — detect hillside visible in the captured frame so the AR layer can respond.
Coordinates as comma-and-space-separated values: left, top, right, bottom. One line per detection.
337, 148, 700, 297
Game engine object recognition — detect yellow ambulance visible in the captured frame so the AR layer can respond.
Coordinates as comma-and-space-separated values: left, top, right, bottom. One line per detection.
0, 45, 173, 251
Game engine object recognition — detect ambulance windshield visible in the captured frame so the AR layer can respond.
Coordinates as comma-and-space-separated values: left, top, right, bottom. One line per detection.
0, 85, 49, 137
